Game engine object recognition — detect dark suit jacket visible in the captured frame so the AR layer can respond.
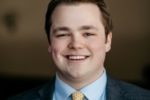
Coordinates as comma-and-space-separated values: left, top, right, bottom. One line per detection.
7, 76, 150, 100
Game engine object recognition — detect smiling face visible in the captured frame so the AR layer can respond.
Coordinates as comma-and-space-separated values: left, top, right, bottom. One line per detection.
48, 3, 112, 88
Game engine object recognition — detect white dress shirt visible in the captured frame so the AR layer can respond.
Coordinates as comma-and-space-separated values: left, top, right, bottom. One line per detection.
53, 70, 107, 100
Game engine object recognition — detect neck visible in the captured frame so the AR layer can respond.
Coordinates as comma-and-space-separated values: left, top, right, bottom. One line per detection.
57, 68, 104, 90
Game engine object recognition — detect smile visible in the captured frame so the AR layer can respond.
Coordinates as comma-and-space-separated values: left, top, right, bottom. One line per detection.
65, 55, 89, 60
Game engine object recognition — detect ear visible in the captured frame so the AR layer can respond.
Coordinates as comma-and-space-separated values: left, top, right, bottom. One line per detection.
105, 32, 112, 52
48, 45, 51, 53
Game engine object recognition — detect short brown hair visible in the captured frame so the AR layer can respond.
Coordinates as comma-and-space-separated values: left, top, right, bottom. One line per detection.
45, 0, 113, 43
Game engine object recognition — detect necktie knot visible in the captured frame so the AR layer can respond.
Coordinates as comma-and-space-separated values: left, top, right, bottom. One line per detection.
72, 91, 84, 100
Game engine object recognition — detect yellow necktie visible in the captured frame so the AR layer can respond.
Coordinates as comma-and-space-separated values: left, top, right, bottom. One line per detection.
72, 91, 84, 100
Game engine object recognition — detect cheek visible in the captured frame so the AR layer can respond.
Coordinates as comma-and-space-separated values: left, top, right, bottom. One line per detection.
89, 40, 106, 52
51, 41, 63, 53
51, 47, 60, 58
51, 39, 68, 50
51, 42, 66, 59
90, 41, 106, 64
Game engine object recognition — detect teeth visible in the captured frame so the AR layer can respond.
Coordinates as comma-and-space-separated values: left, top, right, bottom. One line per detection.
68, 55, 86, 60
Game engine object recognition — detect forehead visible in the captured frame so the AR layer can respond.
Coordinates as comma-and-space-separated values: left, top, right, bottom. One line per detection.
51, 3, 104, 30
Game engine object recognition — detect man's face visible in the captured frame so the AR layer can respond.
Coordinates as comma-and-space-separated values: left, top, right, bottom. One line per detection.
48, 3, 112, 83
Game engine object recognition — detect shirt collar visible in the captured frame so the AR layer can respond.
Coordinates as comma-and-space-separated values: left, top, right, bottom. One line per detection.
80, 70, 107, 100
55, 74, 76, 100
55, 70, 107, 100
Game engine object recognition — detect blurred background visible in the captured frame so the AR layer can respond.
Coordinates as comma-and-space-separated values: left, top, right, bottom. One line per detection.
0, 0, 150, 99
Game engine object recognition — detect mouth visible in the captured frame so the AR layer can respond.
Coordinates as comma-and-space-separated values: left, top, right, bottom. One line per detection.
65, 55, 90, 61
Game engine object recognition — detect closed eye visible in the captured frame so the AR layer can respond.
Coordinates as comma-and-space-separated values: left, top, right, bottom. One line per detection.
83, 32, 96, 37
55, 33, 70, 38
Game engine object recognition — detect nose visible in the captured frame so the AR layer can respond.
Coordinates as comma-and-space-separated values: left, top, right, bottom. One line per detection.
68, 35, 84, 49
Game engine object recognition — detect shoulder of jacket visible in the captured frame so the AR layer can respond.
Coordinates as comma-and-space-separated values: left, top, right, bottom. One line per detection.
6, 76, 55, 100
108, 77, 150, 99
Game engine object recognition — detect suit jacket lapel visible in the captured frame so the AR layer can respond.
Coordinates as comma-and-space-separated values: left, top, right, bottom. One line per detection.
38, 76, 56, 100
106, 77, 125, 100
37, 76, 126, 100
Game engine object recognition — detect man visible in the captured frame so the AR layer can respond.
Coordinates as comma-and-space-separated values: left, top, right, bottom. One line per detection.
8, 0, 150, 100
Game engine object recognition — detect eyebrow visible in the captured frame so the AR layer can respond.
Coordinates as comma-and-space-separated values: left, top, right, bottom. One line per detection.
79, 25, 98, 31
52, 25, 98, 34
52, 27, 70, 34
